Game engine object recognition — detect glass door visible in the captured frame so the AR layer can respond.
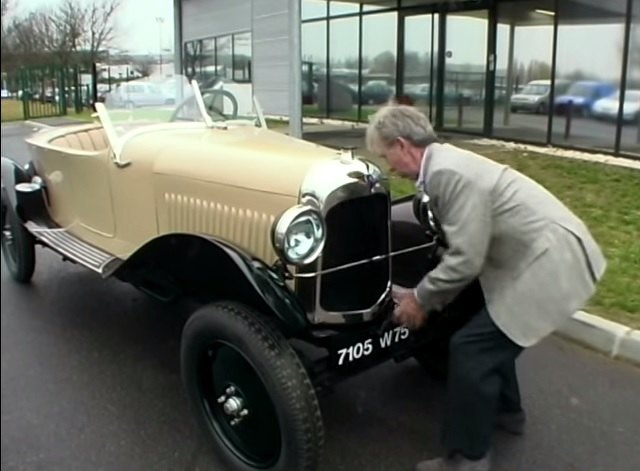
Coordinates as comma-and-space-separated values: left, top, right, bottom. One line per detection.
401, 13, 439, 122
442, 10, 489, 133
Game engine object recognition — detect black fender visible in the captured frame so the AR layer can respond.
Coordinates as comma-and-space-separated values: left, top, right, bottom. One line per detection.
112, 233, 309, 336
390, 195, 440, 287
1, 156, 31, 218
1, 156, 50, 225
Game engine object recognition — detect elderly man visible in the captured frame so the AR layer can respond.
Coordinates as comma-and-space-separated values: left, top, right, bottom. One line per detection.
366, 105, 606, 471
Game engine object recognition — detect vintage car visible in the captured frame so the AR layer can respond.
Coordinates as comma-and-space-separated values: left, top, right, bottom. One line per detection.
1, 76, 477, 471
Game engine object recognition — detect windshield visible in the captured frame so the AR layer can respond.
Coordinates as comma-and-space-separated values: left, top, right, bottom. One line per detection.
520, 84, 549, 96
98, 74, 266, 141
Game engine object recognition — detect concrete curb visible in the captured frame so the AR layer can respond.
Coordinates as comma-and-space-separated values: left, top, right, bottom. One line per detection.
557, 311, 640, 365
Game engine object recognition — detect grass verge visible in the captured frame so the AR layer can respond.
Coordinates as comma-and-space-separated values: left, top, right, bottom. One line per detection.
1, 99, 97, 123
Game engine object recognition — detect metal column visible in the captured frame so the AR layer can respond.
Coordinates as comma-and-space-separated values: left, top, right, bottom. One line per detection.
288, 0, 303, 138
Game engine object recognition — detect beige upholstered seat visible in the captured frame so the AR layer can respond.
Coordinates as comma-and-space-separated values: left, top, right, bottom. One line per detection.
50, 128, 109, 152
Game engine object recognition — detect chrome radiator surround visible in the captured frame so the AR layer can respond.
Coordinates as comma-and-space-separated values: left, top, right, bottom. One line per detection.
295, 153, 393, 325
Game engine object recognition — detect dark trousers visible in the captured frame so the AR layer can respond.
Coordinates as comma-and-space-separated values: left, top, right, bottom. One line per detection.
442, 306, 524, 459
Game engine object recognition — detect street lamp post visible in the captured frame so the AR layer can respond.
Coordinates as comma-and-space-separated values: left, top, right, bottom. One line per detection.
155, 16, 165, 76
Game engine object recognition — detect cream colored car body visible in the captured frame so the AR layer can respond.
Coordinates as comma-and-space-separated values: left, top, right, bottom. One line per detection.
25, 120, 340, 263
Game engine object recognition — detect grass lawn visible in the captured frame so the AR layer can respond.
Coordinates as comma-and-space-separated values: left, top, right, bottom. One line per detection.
1, 98, 97, 123
1, 99, 25, 121
360, 144, 640, 328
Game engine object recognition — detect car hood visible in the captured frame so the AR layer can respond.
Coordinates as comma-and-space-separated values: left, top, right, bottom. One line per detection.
124, 125, 346, 198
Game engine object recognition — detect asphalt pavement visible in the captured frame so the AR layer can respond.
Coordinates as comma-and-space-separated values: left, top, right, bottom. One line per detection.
2, 122, 640, 471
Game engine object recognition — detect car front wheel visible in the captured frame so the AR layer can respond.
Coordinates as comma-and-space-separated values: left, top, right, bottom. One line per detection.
181, 302, 324, 471
1, 192, 35, 283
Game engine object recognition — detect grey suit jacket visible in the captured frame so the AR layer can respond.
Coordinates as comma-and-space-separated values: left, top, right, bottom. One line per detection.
414, 143, 607, 347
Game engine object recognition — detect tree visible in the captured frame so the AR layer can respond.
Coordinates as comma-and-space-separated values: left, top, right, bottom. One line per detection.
369, 51, 395, 75
133, 55, 155, 78
563, 69, 589, 81
526, 60, 551, 82
80, 0, 121, 67
2, 0, 121, 70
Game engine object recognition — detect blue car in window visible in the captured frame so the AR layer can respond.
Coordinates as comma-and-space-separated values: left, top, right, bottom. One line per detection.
553, 81, 616, 116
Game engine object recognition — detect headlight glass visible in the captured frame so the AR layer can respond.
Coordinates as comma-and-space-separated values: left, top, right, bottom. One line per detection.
273, 206, 326, 266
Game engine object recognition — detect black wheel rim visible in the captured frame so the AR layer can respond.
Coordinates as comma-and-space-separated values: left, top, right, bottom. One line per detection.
198, 341, 282, 468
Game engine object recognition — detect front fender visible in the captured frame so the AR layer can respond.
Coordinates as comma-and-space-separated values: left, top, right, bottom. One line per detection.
112, 234, 308, 336
1, 156, 30, 218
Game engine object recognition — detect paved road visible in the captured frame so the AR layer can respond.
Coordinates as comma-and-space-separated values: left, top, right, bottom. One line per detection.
2, 123, 640, 471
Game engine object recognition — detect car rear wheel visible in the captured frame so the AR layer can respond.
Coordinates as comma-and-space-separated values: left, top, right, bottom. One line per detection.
181, 302, 324, 471
1, 192, 36, 283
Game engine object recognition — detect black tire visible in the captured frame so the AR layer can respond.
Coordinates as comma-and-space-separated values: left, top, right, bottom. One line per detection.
181, 302, 324, 471
1, 192, 36, 283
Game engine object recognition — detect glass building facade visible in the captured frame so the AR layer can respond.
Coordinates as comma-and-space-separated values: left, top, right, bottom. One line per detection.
300, 0, 640, 157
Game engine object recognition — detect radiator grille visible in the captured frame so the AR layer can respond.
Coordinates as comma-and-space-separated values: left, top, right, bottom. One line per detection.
319, 193, 390, 311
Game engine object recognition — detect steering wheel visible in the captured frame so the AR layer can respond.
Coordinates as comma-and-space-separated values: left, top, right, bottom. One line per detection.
170, 88, 239, 122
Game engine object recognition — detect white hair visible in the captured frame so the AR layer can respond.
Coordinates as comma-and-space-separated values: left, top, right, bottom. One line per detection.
365, 105, 439, 155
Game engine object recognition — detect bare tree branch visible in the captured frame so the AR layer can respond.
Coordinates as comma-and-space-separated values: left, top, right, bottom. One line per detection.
82, 0, 121, 65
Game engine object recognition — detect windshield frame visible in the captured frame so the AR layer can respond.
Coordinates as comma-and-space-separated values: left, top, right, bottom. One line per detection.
96, 77, 267, 166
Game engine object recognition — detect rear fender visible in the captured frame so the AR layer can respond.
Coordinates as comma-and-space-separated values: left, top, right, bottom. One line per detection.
112, 234, 308, 336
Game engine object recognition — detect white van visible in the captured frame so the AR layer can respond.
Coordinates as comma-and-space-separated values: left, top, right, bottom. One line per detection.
510, 79, 570, 114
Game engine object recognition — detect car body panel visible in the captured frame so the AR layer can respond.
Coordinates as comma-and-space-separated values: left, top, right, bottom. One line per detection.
24, 118, 342, 261
554, 80, 616, 113
510, 79, 571, 112
591, 90, 640, 121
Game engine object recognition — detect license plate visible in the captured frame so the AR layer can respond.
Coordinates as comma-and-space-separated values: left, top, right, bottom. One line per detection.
330, 324, 412, 369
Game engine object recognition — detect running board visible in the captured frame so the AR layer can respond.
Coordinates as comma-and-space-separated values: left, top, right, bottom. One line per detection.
25, 221, 119, 275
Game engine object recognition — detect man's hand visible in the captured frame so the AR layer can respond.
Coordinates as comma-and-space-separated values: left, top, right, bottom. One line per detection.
393, 291, 428, 330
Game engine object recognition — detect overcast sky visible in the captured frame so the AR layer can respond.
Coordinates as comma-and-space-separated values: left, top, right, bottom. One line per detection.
9, 1, 635, 82
11, 0, 175, 55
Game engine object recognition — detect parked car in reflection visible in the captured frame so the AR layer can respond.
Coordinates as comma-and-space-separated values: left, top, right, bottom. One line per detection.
106, 80, 175, 109
510, 79, 570, 114
360, 80, 394, 105
591, 89, 640, 123
404, 83, 474, 106
405, 83, 431, 105
553, 80, 616, 116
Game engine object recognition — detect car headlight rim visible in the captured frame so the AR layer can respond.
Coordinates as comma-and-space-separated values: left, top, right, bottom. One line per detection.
272, 205, 326, 266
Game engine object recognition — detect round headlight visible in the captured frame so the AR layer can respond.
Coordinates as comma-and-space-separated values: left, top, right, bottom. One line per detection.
272, 205, 326, 266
